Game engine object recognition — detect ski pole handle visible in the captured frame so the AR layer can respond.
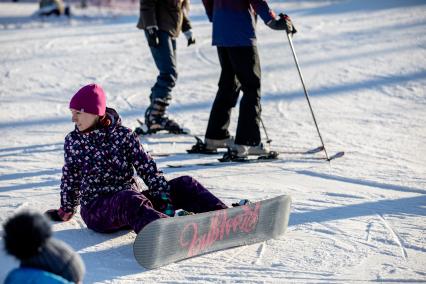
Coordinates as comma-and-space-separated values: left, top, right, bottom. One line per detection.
279, 13, 297, 35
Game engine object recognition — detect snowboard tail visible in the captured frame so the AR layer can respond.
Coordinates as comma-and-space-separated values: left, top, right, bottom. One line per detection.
133, 195, 291, 269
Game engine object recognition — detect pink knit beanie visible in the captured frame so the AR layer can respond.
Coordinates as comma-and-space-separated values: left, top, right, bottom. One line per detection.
69, 84, 106, 116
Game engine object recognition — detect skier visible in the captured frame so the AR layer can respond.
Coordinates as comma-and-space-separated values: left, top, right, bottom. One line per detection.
45, 84, 228, 234
3, 210, 85, 284
198, 0, 296, 158
136, 0, 196, 134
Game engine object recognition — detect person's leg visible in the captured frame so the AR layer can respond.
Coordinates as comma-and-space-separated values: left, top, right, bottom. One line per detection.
205, 47, 241, 140
80, 190, 168, 234
144, 32, 182, 132
146, 30, 178, 102
228, 46, 262, 146
168, 176, 228, 213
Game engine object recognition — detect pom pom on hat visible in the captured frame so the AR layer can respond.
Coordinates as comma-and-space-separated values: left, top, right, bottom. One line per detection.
3, 210, 86, 283
69, 84, 106, 116
3, 210, 52, 259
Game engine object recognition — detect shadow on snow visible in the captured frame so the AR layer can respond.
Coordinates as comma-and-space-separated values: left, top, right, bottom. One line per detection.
0, 69, 424, 131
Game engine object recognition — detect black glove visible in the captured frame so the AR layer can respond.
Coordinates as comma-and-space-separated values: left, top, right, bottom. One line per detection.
146, 26, 160, 48
45, 208, 73, 222
184, 30, 196, 46
267, 14, 297, 34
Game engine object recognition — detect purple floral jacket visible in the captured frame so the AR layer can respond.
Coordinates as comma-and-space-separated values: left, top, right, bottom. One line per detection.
60, 108, 169, 213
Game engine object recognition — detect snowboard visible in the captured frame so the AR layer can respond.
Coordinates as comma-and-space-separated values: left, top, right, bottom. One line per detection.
133, 195, 292, 269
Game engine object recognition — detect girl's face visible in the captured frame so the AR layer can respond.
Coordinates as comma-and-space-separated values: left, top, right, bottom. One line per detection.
70, 109, 99, 132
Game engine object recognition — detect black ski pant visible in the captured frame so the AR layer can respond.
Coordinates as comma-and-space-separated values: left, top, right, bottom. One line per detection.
205, 46, 262, 146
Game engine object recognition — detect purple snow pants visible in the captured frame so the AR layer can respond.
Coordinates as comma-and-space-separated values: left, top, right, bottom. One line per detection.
80, 176, 227, 233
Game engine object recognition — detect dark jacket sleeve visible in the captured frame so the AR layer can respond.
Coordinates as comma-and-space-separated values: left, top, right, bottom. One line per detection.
182, 12, 192, 32
250, 0, 276, 24
202, 0, 213, 22
60, 135, 81, 213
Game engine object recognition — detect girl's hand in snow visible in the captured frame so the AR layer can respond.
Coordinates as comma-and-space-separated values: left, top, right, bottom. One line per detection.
45, 208, 74, 222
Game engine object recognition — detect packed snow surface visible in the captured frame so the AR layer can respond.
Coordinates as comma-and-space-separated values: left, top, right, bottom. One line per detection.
0, 0, 425, 283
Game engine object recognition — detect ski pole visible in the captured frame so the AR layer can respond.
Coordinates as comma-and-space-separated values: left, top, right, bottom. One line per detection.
284, 29, 330, 161
259, 116, 272, 145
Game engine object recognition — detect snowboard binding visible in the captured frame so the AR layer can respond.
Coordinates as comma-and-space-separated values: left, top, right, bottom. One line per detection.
135, 98, 190, 136
134, 119, 190, 136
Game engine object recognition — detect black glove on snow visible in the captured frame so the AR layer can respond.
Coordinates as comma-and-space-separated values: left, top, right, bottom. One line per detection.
146, 26, 160, 48
45, 209, 63, 221
45, 208, 73, 222
184, 30, 196, 46
268, 14, 297, 34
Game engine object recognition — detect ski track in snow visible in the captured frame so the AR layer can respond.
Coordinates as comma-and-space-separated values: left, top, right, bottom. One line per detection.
376, 212, 408, 260
1, 0, 426, 283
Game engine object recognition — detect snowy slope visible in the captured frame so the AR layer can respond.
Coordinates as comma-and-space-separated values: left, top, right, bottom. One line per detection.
0, 0, 425, 283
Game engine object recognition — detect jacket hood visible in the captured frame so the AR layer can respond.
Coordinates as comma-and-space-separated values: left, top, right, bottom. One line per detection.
104, 107, 121, 130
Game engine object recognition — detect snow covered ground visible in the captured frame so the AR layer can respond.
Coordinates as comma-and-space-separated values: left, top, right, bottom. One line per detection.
1, 0, 425, 282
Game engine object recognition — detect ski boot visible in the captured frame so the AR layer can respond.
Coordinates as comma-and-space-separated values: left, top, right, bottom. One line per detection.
187, 136, 234, 154
219, 143, 278, 162
134, 98, 188, 135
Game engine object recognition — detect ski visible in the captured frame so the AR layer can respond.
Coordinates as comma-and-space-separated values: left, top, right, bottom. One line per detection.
139, 134, 344, 162
167, 157, 280, 168
133, 195, 292, 269
165, 149, 344, 168
150, 145, 326, 158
